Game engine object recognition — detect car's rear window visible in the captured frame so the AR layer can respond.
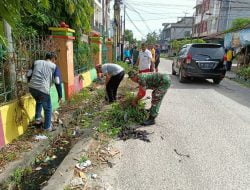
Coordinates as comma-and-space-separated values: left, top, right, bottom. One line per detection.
189, 44, 225, 59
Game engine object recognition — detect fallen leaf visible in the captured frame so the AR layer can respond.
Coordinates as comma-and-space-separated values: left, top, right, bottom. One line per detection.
109, 149, 120, 157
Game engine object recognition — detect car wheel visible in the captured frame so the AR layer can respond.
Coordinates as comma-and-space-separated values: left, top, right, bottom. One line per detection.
179, 68, 186, 83
172, 64, 176, 75
213, 78, 222, 84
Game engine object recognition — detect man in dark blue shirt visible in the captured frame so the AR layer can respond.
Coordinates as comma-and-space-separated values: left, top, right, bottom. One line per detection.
155, 44, 161, 72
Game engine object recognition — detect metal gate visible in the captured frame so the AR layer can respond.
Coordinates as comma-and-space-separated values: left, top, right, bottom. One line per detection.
102, 37, 108, 64
73, 42, 93, 75
0, 36, 58, 105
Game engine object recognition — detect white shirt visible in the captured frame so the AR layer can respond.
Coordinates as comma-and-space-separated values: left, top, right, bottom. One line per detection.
138, 49, 152, 71
101, 63, 124, 76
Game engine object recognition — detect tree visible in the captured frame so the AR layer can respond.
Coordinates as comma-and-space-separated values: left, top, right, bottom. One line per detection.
226, 18, 250, 33
124, 30, 134, 44
0, 0, 94, 41
171, 38, 206, 52
146, 32, 159, 45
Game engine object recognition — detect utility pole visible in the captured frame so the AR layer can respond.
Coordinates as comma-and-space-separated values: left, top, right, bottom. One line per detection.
106, 0, 109, 36
217, 0, 222, 33
114, 0, 121, 60
123, 4, 126, 47
120, 2, 126, 61
120, 15, 123, 61
102, 0, 105, 35
198, 0, 205, 37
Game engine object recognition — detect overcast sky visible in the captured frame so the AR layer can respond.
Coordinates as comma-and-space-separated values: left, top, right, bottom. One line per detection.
120, 0, 197, 40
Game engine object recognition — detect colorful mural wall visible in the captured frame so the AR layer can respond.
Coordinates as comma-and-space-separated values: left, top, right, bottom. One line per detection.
0, 68, 97, 148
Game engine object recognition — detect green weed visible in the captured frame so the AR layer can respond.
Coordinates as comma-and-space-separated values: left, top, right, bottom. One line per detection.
69, 88, 92, 104
78, 156, 88, 163
10, 167, 32, 186
64, 186, 71, 190
237, 66, 250, 80
5, 152, 17, 162
97, 93, 147, 137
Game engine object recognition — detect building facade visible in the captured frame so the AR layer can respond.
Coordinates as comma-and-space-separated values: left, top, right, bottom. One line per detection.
218, 0, 250, 32
193, 0, 250, 37
160, 17, 194, 52
92, 0, 112, 36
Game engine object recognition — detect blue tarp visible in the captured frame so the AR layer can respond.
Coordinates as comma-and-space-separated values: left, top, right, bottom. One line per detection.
224, 33, 232, 48
240, 29, 250, 46
224, 28, 250, 48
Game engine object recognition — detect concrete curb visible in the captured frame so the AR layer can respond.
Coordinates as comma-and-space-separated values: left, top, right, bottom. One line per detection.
42, 130, 94, 190
0, 125, 64, 185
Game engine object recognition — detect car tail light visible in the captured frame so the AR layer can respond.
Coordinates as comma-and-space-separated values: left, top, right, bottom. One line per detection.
186, 54, 192, 64
224, 55, 227, 62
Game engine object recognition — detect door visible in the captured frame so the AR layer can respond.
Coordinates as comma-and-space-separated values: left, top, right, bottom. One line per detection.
176, 47, 187, 73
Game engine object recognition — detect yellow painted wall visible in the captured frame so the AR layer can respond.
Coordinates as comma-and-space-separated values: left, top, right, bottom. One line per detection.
82, 71, 92, 87
0, 95, 35, 144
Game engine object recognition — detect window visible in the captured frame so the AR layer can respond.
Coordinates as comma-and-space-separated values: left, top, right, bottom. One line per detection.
179, 47, 187, 56
184, 31, 191, 37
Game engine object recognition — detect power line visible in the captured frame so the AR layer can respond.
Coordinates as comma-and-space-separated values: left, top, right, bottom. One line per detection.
125, 11, 145, 37
126, 0, 195, 6
125, 6, 193, 15
125, 2, 153, 32
216, 0, 250, 5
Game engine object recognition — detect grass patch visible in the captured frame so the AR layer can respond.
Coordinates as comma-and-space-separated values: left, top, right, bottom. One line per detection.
237, 67, 250, 80
232, 78, 250, 88
10, 166, 33, 188
68, 88, 92, 105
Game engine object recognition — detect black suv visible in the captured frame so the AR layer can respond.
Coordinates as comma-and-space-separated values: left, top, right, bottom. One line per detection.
172, 43, 226, 84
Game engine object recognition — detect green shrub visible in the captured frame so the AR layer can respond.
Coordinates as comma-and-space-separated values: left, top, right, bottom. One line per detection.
98, 93, 147, 137
237, 67, 250, 80
116, 61, 133, 74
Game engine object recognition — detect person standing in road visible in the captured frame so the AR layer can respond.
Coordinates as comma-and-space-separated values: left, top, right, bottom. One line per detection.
96, 63, 125, 103
226, 48, 234, 71
136, 43, 152, 73
132, 46, 139, 65
155, 44, 161, 72
148, 44, 156, 72
130, 44, 135, 60
124, 47, 131, 64
27, 52, 62, 132
128, 71, 171, 126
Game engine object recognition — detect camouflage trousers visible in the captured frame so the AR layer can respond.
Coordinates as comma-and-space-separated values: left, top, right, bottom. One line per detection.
150, 80, 170, 118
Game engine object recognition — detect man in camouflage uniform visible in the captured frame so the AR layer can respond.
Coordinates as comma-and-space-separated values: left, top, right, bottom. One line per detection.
128, 71, 171, 126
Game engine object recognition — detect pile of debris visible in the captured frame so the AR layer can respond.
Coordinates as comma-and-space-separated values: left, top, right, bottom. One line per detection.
68, 137, 120, 190
119, 126, 152, 142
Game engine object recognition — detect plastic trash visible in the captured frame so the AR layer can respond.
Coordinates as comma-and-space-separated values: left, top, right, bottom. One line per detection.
34, 135, 48, 140
91, 174, 97, 179
75, 160, 92, 170
70, 177, 85, 186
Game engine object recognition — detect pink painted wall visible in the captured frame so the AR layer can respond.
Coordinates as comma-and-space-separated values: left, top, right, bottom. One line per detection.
74, 75, 83, 93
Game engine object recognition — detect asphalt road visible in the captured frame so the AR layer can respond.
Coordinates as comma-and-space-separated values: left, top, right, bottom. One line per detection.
98, 59, 250, 190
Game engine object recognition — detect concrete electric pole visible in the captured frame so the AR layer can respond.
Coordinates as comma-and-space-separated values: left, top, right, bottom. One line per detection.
114, 0, 121, 60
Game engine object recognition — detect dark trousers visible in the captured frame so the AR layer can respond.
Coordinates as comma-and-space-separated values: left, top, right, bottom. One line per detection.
226, 61, 232, 71
106, 71, 125, 102
29, 88, 52, 129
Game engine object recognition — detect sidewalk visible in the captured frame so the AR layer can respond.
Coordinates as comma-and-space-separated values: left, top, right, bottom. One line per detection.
225, 71, 237, 80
